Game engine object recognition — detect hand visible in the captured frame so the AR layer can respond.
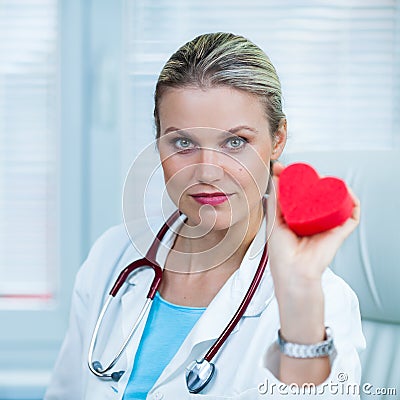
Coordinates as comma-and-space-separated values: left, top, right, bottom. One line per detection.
267, 161, 361, 295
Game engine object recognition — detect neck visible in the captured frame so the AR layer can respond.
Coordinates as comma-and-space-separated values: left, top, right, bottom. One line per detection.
169, 200, 265, 274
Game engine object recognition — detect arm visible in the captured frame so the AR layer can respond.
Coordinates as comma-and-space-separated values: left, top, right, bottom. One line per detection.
267, 162, 361, 385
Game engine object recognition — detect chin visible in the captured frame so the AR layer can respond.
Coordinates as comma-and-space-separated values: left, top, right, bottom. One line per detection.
183, 206, 239, 232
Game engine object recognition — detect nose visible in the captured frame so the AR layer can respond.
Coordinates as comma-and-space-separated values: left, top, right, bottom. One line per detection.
194, 147, 224, 183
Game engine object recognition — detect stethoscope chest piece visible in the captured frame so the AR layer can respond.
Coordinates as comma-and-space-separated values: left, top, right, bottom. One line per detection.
185, 359, 215, 394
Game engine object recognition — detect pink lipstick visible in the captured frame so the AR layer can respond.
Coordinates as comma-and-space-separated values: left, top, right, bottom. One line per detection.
191, 192, 230, 206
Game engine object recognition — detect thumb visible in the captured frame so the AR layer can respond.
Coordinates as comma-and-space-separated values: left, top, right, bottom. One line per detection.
272, 160, 285, 177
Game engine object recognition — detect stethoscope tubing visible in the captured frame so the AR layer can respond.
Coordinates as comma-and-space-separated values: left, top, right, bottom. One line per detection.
203, 240, 268, 362
88, 210, 181, 379
88, 200, 269, 389
87, 297, 152, 378
109, 209, 181, 298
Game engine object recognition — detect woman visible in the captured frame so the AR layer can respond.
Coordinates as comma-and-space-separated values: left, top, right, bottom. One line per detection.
45, 32, 365, 399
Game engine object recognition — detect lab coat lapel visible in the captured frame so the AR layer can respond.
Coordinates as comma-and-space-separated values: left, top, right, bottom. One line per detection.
113, 242, 160, 394
117, 218, 165, 366
119, 269, 154, 367
97, 220, 160, 378
114, 215, 181, 375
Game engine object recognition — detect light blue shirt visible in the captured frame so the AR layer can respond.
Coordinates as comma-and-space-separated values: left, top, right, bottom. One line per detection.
122, 291, 206, 400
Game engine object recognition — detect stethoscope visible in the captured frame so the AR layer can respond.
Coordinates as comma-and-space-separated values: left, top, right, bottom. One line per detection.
87, 204, 269, 394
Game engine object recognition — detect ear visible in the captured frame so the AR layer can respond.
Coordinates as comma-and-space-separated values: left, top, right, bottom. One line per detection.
271, 119, 287, 160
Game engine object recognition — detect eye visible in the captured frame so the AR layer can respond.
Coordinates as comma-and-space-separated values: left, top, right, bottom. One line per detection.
173, 137, 195, 151
224, 136, 247, 150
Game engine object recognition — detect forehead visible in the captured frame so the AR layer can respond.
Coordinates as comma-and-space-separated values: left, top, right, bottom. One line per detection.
158, 86, 269, 134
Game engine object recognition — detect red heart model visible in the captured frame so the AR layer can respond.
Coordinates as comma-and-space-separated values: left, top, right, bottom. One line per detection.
278, 163, 354, 236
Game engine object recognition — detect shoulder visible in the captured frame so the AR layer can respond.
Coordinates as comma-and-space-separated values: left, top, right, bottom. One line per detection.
85, 215, 165, 264
74, 215, 166, 295
86, 223, 130, 260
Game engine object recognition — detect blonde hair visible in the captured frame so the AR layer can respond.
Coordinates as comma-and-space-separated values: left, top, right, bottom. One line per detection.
154, 32, 285, 139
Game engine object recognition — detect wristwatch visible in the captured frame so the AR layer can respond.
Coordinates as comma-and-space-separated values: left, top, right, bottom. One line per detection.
277, 327, 334, 358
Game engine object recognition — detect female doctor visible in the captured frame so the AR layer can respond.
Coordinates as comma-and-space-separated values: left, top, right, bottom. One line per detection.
45, 32, 365, 399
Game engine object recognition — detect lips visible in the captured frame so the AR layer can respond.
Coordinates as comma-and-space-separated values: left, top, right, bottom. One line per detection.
190, 192, 231, 206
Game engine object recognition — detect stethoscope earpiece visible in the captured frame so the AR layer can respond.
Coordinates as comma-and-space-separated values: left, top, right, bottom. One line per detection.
92, 361, 103, 372
185, 359, 215, 394
111, 370, 125, 382
91, 361, 124, 382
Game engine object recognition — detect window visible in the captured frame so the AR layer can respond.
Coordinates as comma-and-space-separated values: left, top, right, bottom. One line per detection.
123, 0, 400, 175
0, 0, 58, 310
0, 1, 85, 398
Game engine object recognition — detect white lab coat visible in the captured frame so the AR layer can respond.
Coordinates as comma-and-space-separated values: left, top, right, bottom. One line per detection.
45, 214, 366, 400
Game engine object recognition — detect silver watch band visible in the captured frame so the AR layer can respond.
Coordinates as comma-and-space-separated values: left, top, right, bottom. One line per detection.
277, 327, 334, 358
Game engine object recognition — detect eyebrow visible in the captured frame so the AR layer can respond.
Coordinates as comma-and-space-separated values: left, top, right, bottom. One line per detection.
162, 125, 260, 136
229, 125, 260, 135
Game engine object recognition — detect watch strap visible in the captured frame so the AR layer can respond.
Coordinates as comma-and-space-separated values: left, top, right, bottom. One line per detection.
277, 327, 334, 358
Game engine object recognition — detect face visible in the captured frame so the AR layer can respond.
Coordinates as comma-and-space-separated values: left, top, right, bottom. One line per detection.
157, 86, 285, 231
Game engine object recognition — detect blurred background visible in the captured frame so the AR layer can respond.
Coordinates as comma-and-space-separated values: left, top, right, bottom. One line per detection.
0, 0, 399, 399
